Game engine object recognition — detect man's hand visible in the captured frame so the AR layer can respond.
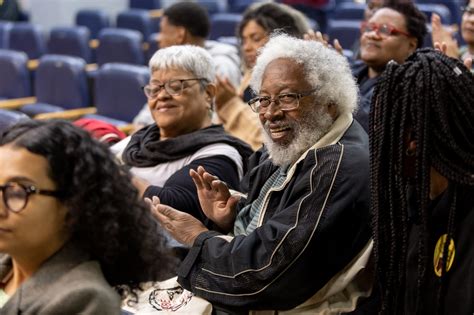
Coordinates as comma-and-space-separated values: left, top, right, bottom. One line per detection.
190, 166, 239, 233
148, 196, 208, 246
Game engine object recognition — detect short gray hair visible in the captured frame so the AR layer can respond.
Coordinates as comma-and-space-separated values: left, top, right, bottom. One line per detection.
250, 34, 358, 115
149, 45, 216, 83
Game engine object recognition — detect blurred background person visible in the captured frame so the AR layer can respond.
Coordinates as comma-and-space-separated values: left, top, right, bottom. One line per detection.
353, 1, 426, 131
0, 120, 171, 314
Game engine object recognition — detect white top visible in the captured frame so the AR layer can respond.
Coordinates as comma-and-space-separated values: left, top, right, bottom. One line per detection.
111, 136, 243, 186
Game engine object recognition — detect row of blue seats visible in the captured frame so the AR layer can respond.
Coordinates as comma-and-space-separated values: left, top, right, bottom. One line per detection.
0, 51, 149, 126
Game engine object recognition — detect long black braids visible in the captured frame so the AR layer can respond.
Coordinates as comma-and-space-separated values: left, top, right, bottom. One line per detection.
369, 48, 474, 314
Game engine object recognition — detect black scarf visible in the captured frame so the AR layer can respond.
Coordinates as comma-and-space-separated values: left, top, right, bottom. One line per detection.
122, 124, 253, 172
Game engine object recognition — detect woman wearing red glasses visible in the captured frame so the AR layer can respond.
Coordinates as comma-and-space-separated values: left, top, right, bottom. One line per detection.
0, 120, 172, 314
353, 1, 427, 132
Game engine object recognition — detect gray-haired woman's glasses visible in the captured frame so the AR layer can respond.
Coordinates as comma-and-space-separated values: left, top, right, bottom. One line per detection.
247, 88, 318, 114
143, 78, 207, 99
0, 182, 61, 213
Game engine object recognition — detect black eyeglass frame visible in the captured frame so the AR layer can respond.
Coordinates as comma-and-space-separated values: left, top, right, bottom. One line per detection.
247, 88, 319, 113
142, 78, 208, 98
0, 182, 62, 213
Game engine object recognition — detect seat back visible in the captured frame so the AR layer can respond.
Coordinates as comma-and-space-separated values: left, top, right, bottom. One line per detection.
129, 0, 161, 10
209, 13, 242, 40
94, 63, 149, 122
96, 28, 144, 66
35, 55, 89, 110
9, 23, 46, 59
0, 109, 29, 133
0, 49, 31, 99
48, 26, 92, 63
0, 22, 13, 49
76, 9, 110, 39
117, 9, 155, 39
327, 19, 361, 50
333, 2, 365, 21
416, 3, 452, 24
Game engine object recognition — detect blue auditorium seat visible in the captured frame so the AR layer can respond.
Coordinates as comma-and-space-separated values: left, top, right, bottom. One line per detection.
415, 0, 462, 25
197, 0, 223, 14
8, 23, 46, 59
117, 9, 154, 39
417, 3, 452, 24
327, 19, 361, 51
333, 2, 365, 21
0, 22, 12, 49
209, 13, 242, 40
20, 55, 89, 116
84, 63, 149, 125
146, 33, 159, 63
0, 109, 29, 133
96, 28, 144, 66
47, 26, 92, 63
129, 0, 161, 10
76, 9, 110, 39
0, 49, 31, 100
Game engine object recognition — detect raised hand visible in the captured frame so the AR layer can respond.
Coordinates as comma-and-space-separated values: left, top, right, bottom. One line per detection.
190, 166, 240, 233
215, 75, 238, 112
431, 13, 459, 59
148, 196, 208, 246
304, 29, 344, 55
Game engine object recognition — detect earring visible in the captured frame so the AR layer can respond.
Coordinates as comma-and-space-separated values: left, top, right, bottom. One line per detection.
405, 148, 415, 157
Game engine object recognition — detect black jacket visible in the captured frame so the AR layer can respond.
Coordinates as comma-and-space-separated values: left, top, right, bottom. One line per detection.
177, 121, 372, 312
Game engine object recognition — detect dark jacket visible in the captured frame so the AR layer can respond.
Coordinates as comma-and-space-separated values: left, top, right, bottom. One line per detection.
0, 242, 121, 315
177, 119, 372, 312
352, 61, 378, 132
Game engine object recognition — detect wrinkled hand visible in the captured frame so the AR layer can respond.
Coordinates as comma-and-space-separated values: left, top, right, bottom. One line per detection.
148, 196, 208, 246
190, 166, 239, 233
304, 29, 343, 55
215, 75, 238, 112
431, 14, 459, 59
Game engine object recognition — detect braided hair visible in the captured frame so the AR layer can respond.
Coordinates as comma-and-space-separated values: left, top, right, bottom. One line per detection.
369, 48, 474, 314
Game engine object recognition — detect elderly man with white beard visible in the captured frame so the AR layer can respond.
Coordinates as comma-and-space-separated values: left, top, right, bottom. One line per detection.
152, 34, 374, 314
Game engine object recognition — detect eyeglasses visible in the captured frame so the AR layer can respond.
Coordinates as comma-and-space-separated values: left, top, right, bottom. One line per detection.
0, 182, 61, 213
247, 88, 318, 113
142, 78, 207, 99
360, 22, 410, 38
462, 6, 474, 15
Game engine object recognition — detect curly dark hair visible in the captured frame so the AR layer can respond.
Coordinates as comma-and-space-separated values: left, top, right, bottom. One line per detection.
370, 49, 474, 313
0, 119, 174, 299
383, 1, 427, 48
238, 2, 308, 40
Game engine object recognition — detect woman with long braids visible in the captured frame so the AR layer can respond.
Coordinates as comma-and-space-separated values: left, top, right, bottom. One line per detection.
370, 48, 474, 314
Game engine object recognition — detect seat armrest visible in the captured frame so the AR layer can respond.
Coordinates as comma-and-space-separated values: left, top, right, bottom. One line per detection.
0, 97, 37, 109
34, 107, 97, 120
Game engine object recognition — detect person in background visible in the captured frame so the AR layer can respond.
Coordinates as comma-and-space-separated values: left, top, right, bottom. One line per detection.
152, 34, 374, 314
431, 0, 474, 68
353, 1, 426, 131
214, 2, 311, 150
112, 45, 252, 228
370, 48, 474, 314
0, 120, 171, 314
132, 2, 241, 131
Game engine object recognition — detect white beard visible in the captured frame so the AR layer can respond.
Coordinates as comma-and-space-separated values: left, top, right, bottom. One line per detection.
262, 107, 334, 166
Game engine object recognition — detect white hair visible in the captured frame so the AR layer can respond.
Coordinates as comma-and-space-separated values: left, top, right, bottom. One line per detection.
250, 34, 358, 115
149, 45, 216, 83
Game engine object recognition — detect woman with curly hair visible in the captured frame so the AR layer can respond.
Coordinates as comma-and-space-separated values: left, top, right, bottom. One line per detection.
0, 120, 172, 314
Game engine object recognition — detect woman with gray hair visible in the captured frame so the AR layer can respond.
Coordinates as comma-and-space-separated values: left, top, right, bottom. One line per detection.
111, 45, 252, 228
